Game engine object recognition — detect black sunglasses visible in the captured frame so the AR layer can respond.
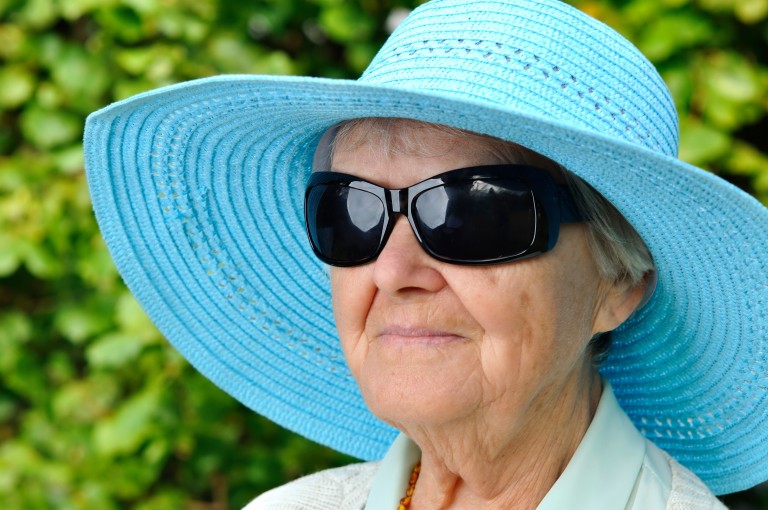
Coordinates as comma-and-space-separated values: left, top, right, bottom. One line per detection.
304, 164, 583, 267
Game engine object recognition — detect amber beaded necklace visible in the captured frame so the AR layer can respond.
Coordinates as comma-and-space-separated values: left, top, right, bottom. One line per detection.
397, 461, 421, 510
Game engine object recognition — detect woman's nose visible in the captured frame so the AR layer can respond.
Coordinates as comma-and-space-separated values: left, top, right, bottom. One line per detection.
372, 217, 447, 296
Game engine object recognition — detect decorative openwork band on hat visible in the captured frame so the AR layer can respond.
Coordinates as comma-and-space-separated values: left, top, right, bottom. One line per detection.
84, 0, 768, 494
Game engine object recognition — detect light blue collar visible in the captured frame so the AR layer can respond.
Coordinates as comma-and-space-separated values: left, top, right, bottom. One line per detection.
365, 383, 646, 509
536, 383, 646, 509
365, 433, 422, 509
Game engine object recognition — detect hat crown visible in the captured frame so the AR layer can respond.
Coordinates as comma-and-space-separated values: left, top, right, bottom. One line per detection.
360, 0, 679, 157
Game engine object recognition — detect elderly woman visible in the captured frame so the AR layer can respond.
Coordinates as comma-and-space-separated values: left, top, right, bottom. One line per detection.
84, 0, 768, 508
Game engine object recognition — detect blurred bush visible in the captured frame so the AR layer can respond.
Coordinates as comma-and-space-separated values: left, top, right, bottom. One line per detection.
0, 0, 765, 508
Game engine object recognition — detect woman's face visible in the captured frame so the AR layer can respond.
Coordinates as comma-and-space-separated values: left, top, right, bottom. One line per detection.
329, 123, 641, 433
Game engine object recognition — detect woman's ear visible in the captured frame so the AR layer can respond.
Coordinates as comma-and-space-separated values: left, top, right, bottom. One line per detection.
593, 271, 653, 334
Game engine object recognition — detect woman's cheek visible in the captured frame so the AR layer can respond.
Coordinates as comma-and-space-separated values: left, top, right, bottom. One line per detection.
330, 267, 375, 369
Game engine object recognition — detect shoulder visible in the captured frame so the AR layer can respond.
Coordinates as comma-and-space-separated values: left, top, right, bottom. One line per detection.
242, 461, 380, 510
643, 440, 727, 510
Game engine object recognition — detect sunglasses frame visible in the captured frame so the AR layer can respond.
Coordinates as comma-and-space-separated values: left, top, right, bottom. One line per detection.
305, 164, 583, 267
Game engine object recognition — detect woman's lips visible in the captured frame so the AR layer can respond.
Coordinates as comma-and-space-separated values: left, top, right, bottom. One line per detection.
377, 326, 466, 345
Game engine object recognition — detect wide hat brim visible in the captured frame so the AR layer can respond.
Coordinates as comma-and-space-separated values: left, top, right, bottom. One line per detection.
84, 1, 768, 496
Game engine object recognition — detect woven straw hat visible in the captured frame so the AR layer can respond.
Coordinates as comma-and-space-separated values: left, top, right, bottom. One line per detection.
84, 0, 768, 494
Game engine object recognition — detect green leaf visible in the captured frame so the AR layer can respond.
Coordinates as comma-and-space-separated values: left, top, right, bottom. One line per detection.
93, 383, 163, 457
678, 117, 731, 166
0, 64, 35, 109
346, 42, 379, 74
86, 332, 146, 369
735, 0, 768, 23
0, 394, 16, 424
3, 351, 49, 405
54, 305, 110, 344
102, 454, 167, 499
662, 66, 694, 112
0, 23, 26, 61
697, 0, 736, 13
0, 311, 32, 345
94, 6, 150, 43
157, 10, 209, 42
115, 292, 161, 342
52, 376, 119, 424
133, 491, 187, 510
753, 170, 768, 205
705, 53, 761, 103
113, 78, 158, 100
0, 315, 27, 376
22, 240, 64, 278
0, 234, 21, 276
638, 13, 713, 61
14, 0, 57, 29
726, 141, 768, 175
123, 0, 159, 14
59, 0, 114, 20
52, 144, 85, 175
207, 34, 295, 75
50, 46, 111, 107
698, 52, 763, 129
19, 103, 82, 149
0, 441, 45, 479
75, 235, 121, 289
114, 46, 160, 75
319, 4, 376, 43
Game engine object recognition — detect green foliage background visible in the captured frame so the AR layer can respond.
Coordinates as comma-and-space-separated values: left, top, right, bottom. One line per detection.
0, 0, 766, 508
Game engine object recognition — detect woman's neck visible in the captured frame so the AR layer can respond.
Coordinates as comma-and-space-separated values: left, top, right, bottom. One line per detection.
402, 369, 602, 510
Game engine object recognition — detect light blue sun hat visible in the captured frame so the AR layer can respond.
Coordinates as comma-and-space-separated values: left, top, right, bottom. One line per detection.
84, 0, 768, 495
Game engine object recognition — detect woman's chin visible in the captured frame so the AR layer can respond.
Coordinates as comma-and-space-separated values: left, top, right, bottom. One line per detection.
369, 396, 476, 429
358, 355, 481, 427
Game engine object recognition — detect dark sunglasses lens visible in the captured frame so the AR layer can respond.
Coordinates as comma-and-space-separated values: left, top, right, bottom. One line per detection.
413, 179, 536, 262
306, 184, 386, 264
